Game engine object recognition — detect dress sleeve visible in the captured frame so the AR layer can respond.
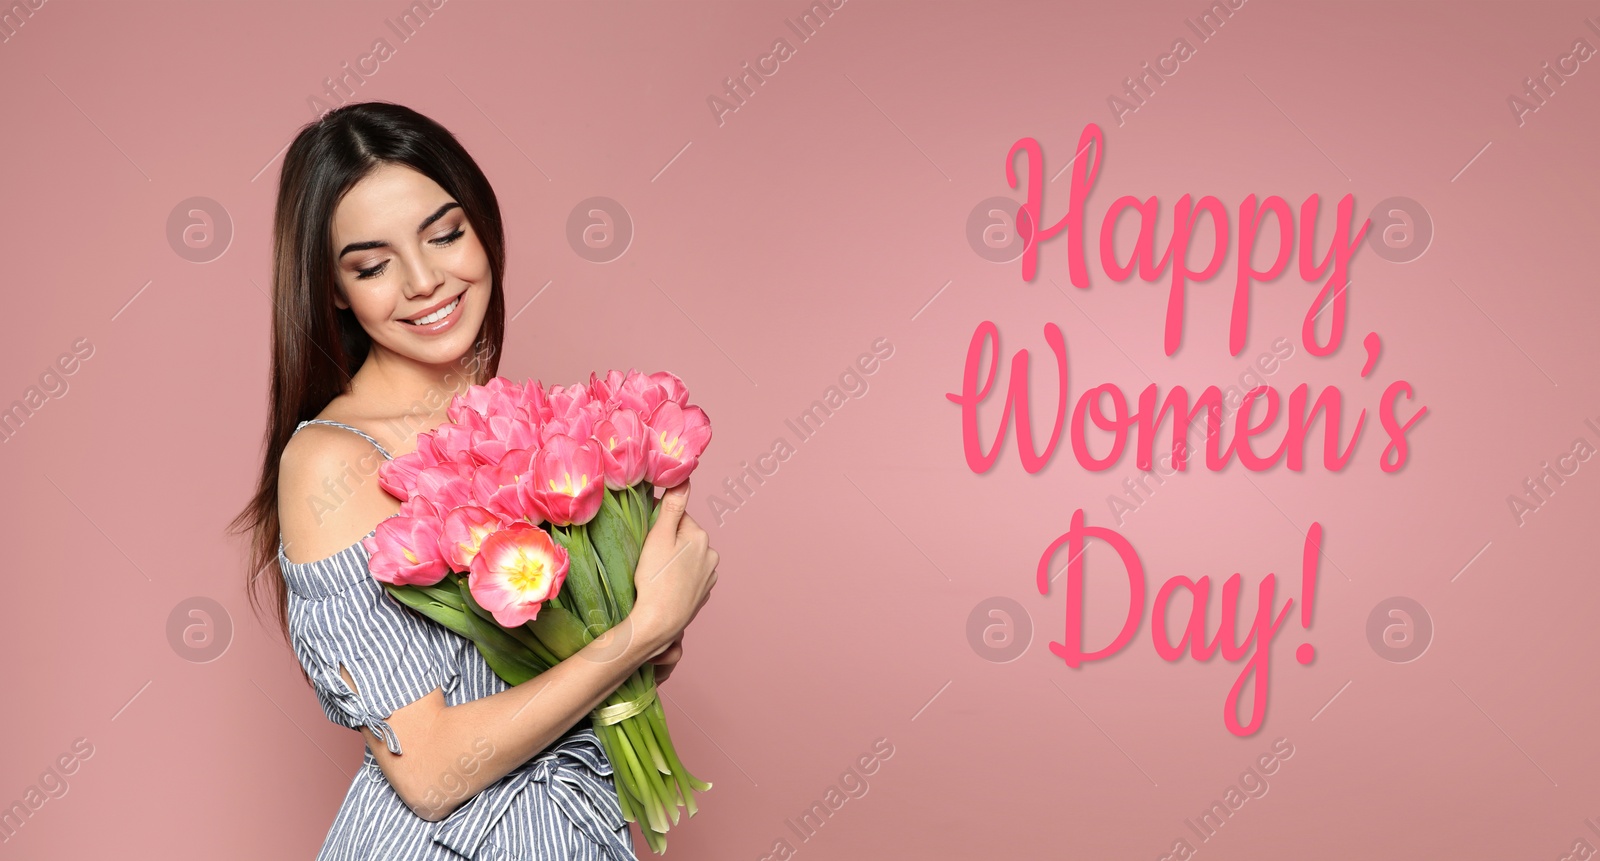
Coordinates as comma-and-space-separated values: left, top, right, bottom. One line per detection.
286, 547, 466, 756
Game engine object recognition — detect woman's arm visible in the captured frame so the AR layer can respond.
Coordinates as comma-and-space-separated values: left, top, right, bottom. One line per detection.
356, 492, 708, 821
345, 609, 672, 821
281, 430, 715, 821
646, 635, 683, 685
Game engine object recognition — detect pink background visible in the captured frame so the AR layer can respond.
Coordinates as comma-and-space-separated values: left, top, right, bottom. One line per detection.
3, 0, 1598, 858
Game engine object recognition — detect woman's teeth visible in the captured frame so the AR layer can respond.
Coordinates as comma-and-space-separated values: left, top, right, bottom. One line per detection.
406, 296, 459, 325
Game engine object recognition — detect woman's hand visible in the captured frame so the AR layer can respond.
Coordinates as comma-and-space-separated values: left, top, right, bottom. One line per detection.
647, 635, 683, 684
631, 479, 719, 656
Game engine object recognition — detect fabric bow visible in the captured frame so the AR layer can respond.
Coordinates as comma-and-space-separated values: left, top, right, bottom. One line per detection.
434, 729, 634, 860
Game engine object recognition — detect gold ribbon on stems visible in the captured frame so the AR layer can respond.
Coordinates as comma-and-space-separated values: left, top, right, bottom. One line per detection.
591, 686, 657, 727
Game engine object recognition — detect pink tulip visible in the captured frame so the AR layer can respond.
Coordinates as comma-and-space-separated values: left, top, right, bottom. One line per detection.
647, 370, 692, 410
398, 494, 442, 521
450, 406, 491, 435
378, 453, 424, 501
363, 513, 450, 586
440, 408, 512, 465
467, 522, 569, 627
600, 368, 692, 423
415, 462, 476, 512
432, 422, 489, 467
377, 431, 448, 500
539, 410, 596, 448
446, 391, 482, 425
486, 412, 539, 452
595, 407, 648, 490
484, 375, 523, 396
471, 449, 542, 524
447, 378, 524, 423
644, 402, 712, 487
547, 382, 592, 417
589, 369, 630, 411
439, 505, 506, 571
524, 434, 605, 526
602, 369, 662, 421
517, 380, 552, 423
541, 383, 602, 443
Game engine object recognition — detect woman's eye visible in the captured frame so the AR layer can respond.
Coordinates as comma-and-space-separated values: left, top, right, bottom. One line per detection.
352, 228, 460, 280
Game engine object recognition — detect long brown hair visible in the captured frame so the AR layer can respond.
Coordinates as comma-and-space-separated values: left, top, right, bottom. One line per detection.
229, 101, 507, 645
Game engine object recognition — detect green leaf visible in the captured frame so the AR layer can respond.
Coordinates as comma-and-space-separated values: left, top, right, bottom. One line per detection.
590, 489, 642, 618
471, 640, 541, 685
524, 603, 592, 658
548, 523, 614, 629
389, 583, 551, 684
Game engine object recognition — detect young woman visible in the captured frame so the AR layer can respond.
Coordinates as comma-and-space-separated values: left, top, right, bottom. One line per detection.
230, 102, 719, 860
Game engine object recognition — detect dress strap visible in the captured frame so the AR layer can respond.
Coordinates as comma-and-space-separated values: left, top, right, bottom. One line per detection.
295, 419, 394, 460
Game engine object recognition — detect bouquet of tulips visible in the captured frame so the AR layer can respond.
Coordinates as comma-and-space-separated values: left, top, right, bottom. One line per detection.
360, 368, 713, 854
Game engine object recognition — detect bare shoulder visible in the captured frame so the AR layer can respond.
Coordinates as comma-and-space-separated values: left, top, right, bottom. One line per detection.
278, 423, 401, 565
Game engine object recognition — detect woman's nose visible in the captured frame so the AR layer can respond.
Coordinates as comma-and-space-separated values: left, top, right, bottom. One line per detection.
401, 253, 445, 299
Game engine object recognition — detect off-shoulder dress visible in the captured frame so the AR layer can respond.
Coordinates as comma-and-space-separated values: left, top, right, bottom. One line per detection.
278, 419, 637, 861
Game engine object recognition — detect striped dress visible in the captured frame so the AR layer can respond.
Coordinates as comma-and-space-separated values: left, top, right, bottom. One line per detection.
278, 419, 638, 861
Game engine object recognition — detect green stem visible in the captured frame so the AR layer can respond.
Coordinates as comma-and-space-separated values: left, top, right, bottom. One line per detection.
636, 711, 672, 777
642, 482, 659, 536
618, 483, 634, 535
590, 522, 621, 623
619, 716, 678, 826
415, 580, 468, 610
612, 767, 637, 825
626, 681, 671, 775
387, 585, 550, 676
651, 699, 712, 792
646, 705, 697, 815
607, 721, 667, 834
595, 724, 641, 824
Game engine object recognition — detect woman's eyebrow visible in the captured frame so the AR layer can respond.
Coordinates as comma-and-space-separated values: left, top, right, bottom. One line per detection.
338, 202, 463, 260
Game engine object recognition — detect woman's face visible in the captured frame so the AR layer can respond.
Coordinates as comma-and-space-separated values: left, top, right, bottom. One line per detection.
329, 162, 491, 370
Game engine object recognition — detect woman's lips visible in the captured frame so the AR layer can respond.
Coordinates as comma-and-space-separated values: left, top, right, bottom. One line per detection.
403, 291, 462, 323
401, 292, 466, 334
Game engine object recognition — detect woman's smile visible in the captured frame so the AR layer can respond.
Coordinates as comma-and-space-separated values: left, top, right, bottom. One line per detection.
399, 290, 467, 333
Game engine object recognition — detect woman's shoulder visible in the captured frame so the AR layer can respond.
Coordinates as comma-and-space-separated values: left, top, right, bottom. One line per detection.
279, 417, 401, 566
